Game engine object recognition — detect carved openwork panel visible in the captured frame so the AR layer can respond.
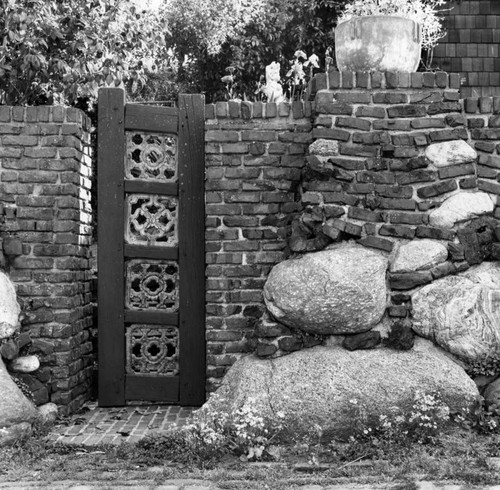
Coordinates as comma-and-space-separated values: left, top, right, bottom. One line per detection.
125, 194, 178, 247
126, 324, 179, 375
125, 260, 179, 311
125, 132, 177, 181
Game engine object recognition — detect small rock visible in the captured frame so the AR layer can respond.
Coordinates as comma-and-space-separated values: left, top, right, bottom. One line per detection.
0, 322, 17, 341
256, 342, 277, 357
31, 339, 54, 356
37, 403, 58, 425
429, 192, 495, 228
17, 332, 32, 350
486, 457, 500, 471
0, 422, 32, 447
0, 339, 19, 360
2, 237, 22, 257
10, 355, 40, 373
14, 374, 48, 406
484, 378, 500, 407
425, 140, 477, 168
309, 139, 339, 157
383, 322, 415, 351
390, 239, 448, 273
0, 272, 20, 333
342, 331, 381, 351
474, 375, 498, 391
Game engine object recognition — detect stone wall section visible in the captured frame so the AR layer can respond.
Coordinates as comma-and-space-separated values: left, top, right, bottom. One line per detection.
204, 71, 500, 368
3, 72, 500, 401
0, 106, 93, 414
203, 101, 312, 389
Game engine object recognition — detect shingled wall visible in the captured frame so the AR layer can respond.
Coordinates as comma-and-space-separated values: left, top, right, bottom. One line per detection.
435, 0, 500, 96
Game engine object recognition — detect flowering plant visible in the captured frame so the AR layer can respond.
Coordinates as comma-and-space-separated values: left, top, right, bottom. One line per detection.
284, 50, 319, 101
183, 394, 285, 461
337, 0, 447, 67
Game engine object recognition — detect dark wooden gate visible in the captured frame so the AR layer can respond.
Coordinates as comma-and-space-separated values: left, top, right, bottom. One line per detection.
97, 88, 205, 407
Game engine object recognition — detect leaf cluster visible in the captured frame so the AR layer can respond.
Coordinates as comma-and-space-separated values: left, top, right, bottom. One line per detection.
0, 0, 168, 106
162, 0, 347, 102
464, 353, 500, 378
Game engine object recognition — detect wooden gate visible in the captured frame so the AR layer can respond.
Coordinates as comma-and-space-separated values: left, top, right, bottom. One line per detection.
97, 88, 205, 407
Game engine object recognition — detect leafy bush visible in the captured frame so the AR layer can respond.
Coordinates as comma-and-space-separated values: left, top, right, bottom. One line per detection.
464, 353, 500, 378
348, 391, 451, 444
162, 0, 346, 102
137, 395, 285, 466
453, 397, 500, 435
0, 0, 167, 105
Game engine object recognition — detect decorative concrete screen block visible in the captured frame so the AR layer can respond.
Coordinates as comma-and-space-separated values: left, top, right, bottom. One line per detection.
429, 191, 495, 229
309, 138, 339, 157
390, 239, 448, 273
125, 260, 179, 311
125, 194, 178, 247
412, 262, 500, 362
126, 132, 177, 181
263, 244, 388, 334
425, 140, 477, 168
0, 272, 20, 337
126, 324, 179, 376
202, 340, 478, 439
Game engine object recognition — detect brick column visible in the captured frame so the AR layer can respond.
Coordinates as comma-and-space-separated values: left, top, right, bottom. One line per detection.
0, 106, 94, 413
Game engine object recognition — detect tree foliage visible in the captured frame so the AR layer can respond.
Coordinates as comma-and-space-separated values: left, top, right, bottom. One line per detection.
162, 0, 347, 102
0, 0, 166, 105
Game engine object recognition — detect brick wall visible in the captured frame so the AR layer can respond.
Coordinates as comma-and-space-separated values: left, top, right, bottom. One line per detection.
203, 71, 500, 383
203, 101, 312, 390
3, 71, 500, 401
0, 106, 94, 414
435, 0, 500, 97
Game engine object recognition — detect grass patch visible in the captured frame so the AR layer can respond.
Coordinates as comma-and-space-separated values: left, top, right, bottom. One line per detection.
1, 424, 500, 487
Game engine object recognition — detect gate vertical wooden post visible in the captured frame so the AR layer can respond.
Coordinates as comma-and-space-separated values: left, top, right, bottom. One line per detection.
98, 88, 126, 406
178, 94, 206, 406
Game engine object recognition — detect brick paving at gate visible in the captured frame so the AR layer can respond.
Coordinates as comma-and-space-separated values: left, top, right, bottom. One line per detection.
49, 403, 196, 445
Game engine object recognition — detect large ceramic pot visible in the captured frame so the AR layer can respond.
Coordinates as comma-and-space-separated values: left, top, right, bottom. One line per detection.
335, 15, 421, 72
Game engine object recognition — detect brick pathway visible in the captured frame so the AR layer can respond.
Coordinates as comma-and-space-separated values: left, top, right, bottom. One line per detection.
49, 402, 196, 445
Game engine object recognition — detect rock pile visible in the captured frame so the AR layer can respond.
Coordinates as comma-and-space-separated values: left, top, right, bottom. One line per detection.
0, 271, 56, 445
219, 138, 500, 434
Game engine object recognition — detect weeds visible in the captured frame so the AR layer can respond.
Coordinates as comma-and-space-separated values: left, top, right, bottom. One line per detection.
3, 390, 500, 486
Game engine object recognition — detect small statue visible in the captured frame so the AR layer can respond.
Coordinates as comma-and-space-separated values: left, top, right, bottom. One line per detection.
261, 62, 285, 104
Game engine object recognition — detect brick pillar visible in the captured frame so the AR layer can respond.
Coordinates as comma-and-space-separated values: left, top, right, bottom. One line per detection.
0, 106, 94, 414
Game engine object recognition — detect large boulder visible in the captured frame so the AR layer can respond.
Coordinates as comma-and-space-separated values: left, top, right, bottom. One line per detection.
429, 191, 495, 229
390, 239, 448, 273
263, 244, 388, 335
0, 357, 39, 446
425, 140, 477, 168
412, 262, 500, 362
201, 340, 478, 439
0, 271, 20, 339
